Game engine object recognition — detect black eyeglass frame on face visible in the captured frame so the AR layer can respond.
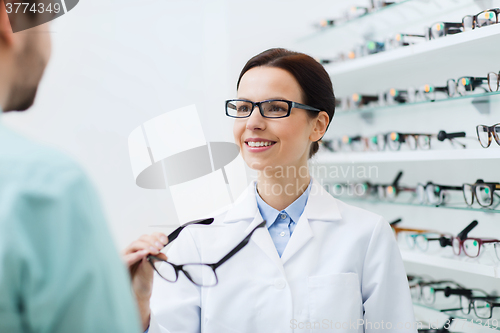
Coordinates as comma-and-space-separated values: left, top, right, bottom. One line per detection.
147, 221, 266, 287
225, 99, 323, 119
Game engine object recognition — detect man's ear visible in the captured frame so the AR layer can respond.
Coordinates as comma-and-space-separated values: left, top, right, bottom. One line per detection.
0, 0, 14, 46
310, 111, 330, 142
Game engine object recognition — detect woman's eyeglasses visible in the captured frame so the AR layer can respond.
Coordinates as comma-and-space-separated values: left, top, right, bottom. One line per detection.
148, 220, 266, 287
476, 123, 500, 148
225, 99, 322, 118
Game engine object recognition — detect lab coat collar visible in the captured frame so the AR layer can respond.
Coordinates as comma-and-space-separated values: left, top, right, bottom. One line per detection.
222, 176, 342, 224
222, 176, 342, 267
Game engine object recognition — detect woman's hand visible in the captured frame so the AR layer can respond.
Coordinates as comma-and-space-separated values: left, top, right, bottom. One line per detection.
122, 233, 169, 330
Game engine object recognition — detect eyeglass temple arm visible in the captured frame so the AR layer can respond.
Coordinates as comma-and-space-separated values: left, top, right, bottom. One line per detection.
213, 221, 266, 269
457, 220, 478, 241
437, 130, 466, 141
439, 185, 463, 191
400, 33, 426, 38
389, 218, 402, 226
166, 218, 214, 245
444, 287, 472, 297
433, 86, 449, 93
320, 140, 334, 152
439, 307, 463, 312
391, 171, 403, 187
293, 102, 322, 112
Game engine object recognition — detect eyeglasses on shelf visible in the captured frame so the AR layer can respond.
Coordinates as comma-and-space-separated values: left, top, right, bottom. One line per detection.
322, 130, 466, 153
405, 232, 453, 252
416, 182, 463, 206
225, 99, 322, 119
463, 179, 500, 208
476, 123, 500, 148
440, 288, 500, 320
425, 22, 463, 40
463, 8, 500, 31
328, 171, 414, 201
313, 1, 398, 30
389, 218, 434, 240
148, 221, 266, 287
459, 294, 500, 319
411, 280, 467, 305
318, 8, 500, 66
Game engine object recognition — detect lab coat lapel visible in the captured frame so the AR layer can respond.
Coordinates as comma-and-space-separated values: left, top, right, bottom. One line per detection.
244, 210, 286, 276
222, 177, 342, 272
280, 212, 312, 265
280, 177, 343, 265
222, 180, 286, 274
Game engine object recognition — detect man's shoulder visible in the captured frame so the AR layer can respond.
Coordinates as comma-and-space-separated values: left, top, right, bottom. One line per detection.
0, 125, 87, 192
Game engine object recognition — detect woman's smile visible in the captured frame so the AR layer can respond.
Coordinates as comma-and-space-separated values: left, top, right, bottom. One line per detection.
244, 137, 277, 152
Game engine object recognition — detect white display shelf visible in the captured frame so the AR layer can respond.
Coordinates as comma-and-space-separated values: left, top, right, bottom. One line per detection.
328, 198, 500, 214
401, 251, 499, 278
295, 0, 474, 57
325, 23, 500, 95
413, 304, 500, 332
313, 148, 500, 164
335, 91, 500, 117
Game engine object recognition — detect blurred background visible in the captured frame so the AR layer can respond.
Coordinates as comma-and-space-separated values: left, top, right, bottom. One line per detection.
2, 0, 337, 248
3, 1, 500, 329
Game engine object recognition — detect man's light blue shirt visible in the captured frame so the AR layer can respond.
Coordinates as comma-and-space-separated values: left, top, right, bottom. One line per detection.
255, 178, 312, 257
0, 108, 141, 333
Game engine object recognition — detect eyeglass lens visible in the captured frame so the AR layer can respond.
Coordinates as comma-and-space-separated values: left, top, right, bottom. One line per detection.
476, 10, 499, 28
227, 100, 289, 118
150, 258, 218, 287
477, 125, 491, 148
488, 72, 499, 92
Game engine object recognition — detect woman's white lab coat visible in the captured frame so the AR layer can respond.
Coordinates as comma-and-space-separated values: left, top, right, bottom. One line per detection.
148, 176, 417, 333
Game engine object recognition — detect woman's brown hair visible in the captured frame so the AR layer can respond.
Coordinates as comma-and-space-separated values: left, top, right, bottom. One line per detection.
237, 48, 335, 159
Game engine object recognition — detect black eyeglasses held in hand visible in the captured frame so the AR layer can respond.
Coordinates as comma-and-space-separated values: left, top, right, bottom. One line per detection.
148, 221, 266, 287
225, 99, 322, 118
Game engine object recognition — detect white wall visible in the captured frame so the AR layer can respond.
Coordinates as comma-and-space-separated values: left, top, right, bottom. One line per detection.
2, 0, 340, 249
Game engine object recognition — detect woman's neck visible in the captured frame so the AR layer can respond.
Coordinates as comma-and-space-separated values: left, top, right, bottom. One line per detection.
255, 173, 311, 212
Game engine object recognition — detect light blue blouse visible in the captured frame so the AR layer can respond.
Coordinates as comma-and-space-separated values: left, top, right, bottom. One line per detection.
254, 178, 312, 257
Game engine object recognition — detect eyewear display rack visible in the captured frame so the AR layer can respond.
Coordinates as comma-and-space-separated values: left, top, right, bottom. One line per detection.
296, 0, 500, 332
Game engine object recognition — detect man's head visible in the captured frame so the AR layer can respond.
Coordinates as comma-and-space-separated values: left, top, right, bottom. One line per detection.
0, 0, 52, 112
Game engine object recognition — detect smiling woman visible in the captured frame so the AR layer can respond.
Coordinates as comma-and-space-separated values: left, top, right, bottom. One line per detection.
235, 48, 335, 159
123, 48, 418, 333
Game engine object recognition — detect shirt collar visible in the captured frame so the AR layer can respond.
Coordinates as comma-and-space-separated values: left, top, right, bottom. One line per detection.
254, 178, 313, 228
